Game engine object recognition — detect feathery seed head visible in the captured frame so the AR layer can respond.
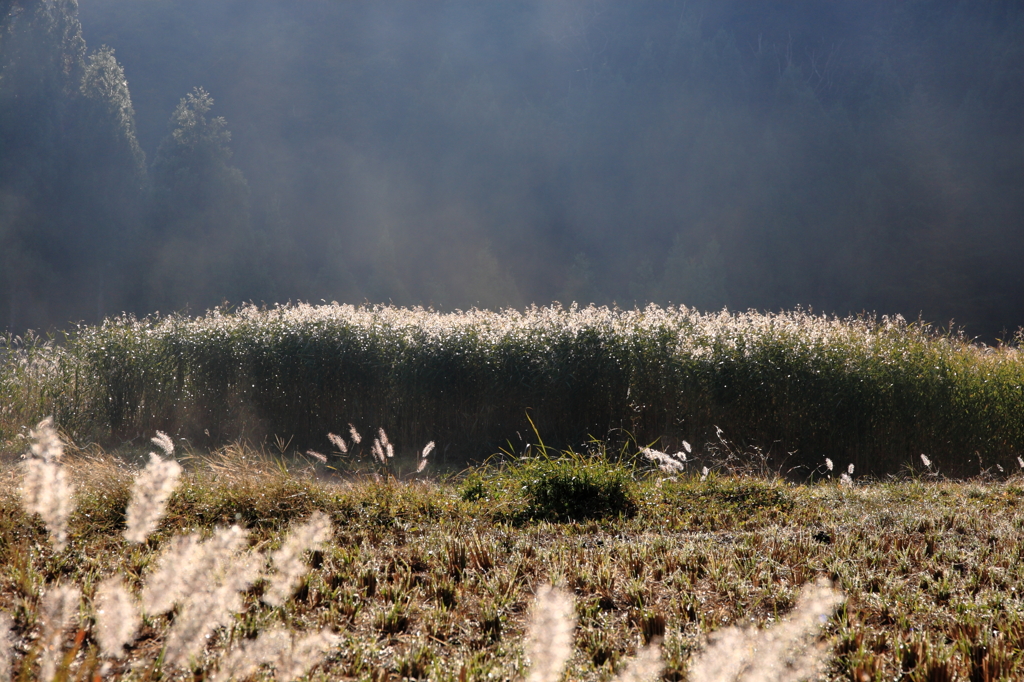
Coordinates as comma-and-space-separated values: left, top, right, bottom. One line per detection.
613, 642, 663, 682
921, 454, 932, 468
151, 431, 174, 456
0, 613, 12, 682
348, 425, 362, 444
163, 545, 261, 669
306, 450, 327, 463
22, 417, 74, 551
142, 525, 248, 616
94, 577, 139, 659
525, 584, 576, 682
687, 579, 842, 682
642, 448, 686, 474
327, 433, 348, 453
39, 585, 81, 682
263, 511, 334, 607
124, 452, 183, 543
29, 416, 63, 463
824, 458, 833, 472
371, 440, 386, 466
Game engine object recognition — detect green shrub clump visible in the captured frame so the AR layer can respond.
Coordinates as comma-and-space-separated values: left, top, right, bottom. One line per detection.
511, 453, 637, 522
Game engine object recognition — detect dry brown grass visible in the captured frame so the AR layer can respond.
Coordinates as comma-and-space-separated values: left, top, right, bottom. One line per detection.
1, 432, 1023, 680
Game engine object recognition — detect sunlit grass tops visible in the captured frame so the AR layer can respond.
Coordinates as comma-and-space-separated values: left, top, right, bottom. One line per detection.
4, 303, 1023, 476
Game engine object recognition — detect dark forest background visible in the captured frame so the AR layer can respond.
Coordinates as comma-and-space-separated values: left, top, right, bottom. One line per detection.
2, 0, 1022, 340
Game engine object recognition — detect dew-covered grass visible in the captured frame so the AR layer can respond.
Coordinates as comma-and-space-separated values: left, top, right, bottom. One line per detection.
2, 439, 1024, 681
4, 303, 1023, 477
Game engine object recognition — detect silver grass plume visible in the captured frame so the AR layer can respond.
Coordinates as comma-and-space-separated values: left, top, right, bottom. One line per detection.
22, 417, 74, 551
151, 431, 174, 457
348, 424, 362, 444
162, 534, 260, 669
378, 428, 394, 459
327, 433, 347, 454
141, 525, 248, 616
94, 577, 139, 659
39, 585, 81, 682
687, 579, 843, 682
524, 584, 576, 682
0, 613, 12, 682
211, 629, 288, 682
212, 627, 339, 682
614, 642, 664, 682
641, 447, 687, 474
124, 451, 183, 543
272, 628, 340, 682
263, 512, 334, 607
416, 441, 435, 474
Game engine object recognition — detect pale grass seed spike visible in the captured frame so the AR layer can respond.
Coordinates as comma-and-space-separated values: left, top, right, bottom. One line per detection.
22, 417, 74, 551
0, 613, 12, 682
524, 584, 576, 682
686, 579, 843, 682
151, 430, 175, 457
38, 585, 81, 682
94, 577, 140, 659
416, 440, 435, 473
613, 642, 664, 682
327, 432, 347, 453
163, 539, 261, 668
263, 511, 334, 607
124, 450, 183, 543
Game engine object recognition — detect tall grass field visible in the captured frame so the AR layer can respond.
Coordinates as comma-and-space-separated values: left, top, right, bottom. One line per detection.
2, 304, 1024, 680
3, 303, 1023, 476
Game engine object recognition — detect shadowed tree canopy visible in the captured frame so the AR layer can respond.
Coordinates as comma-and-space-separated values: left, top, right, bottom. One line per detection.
148, 87, 254, 313
0, 0, 145, 329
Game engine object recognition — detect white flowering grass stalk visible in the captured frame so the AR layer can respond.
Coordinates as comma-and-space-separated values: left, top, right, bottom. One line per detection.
687, 579, 843, 682
327, 432, 347, 453
22, 417, 74, 551
124, 448, 182, 543
263, 511, 334, 607
613, 643, 664, 682
38, 585, 81, 682
642, 447, 688, 474
212, 627, 340, 682
271, 628, 341, 682
151, 431, 174, 457
163, 543, 261, 668
141, 525, 248, 616
94, 577, 139, 659
524, 584, 576, 682
0, 613, 12, 682
416, 440, 435, 474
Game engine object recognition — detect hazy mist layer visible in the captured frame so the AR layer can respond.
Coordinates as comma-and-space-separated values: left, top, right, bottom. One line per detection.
3, 0, 1022, 339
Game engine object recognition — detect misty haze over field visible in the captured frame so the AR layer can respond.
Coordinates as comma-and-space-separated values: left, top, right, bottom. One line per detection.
2, 0, 1022, 339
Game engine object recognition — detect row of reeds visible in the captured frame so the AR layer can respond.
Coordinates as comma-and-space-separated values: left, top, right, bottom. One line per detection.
3, 303, 1024, 476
